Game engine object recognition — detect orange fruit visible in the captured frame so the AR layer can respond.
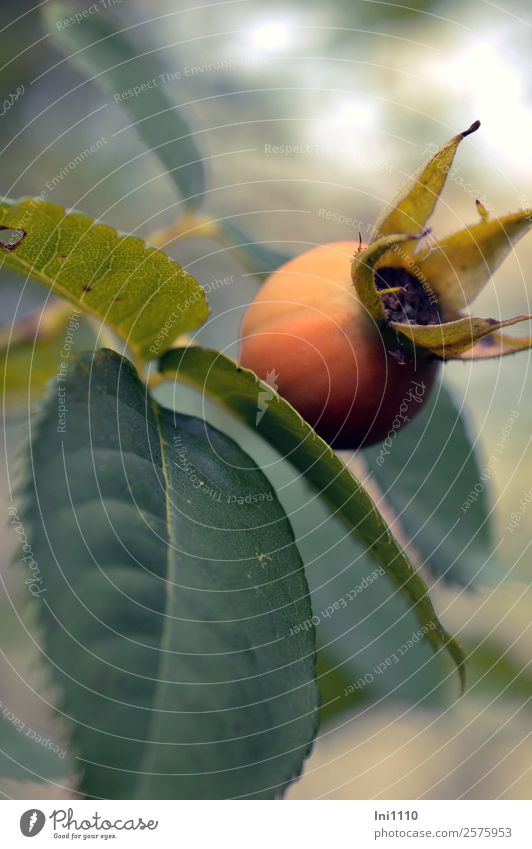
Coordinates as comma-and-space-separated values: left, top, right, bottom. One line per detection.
239, 241, 438, 448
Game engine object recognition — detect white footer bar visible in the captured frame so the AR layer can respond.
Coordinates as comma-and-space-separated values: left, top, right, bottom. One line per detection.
1, 799, 529, 848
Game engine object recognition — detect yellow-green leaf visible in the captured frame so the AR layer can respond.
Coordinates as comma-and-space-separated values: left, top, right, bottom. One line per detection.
159, 346, 465, 689
391, 313, 532, 359
417, 210, 532, 312
372, 120, 480, 260
0, 198, 209, 360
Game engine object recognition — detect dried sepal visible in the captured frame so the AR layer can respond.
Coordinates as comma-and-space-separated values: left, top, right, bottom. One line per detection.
416, 210, 532, 314
452, 329, 532, 360
391, 312, 532, 359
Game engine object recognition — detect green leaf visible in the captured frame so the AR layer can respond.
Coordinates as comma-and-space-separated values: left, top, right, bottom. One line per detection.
0, 198, 208, 360
372, 120, 481, 256
153, 381, 453, 710
217, 221, 293, 278
278, 474, 453, 711
0, 713, 73, 782
391, 313, 532, 359
417, 210, 532, 313
43, 3, 205, 209
159, 346, 465, 687
17, 349, 318, 800
364, 382, 495, 586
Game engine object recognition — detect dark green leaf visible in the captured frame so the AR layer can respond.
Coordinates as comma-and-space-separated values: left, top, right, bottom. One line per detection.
364, 382, 495, 586
153, 380, 455, 713
43, 3, 205, 209
159, 346, 465, 687
17, 349, 318, 799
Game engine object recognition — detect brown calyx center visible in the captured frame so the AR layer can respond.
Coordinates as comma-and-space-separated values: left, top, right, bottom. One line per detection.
375, 266, 441, 326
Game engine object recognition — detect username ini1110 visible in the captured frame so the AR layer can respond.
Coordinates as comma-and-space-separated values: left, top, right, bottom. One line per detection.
374, 811, 419, 821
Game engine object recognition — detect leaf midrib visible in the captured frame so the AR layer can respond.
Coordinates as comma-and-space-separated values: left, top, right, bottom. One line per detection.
132, 400, 175, 797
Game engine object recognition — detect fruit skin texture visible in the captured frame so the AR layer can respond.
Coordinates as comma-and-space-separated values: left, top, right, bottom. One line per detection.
239, 242, 440, 449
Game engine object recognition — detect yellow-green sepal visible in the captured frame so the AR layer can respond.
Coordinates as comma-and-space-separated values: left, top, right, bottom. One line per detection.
391, 312, 532, 359
453, 329, 532, 360
416, 209, 532, 313
372, 120, 481, 263
351, 231, 428, 322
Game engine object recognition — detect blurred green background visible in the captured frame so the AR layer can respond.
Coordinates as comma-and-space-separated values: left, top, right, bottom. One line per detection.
1, 0, 532, 799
